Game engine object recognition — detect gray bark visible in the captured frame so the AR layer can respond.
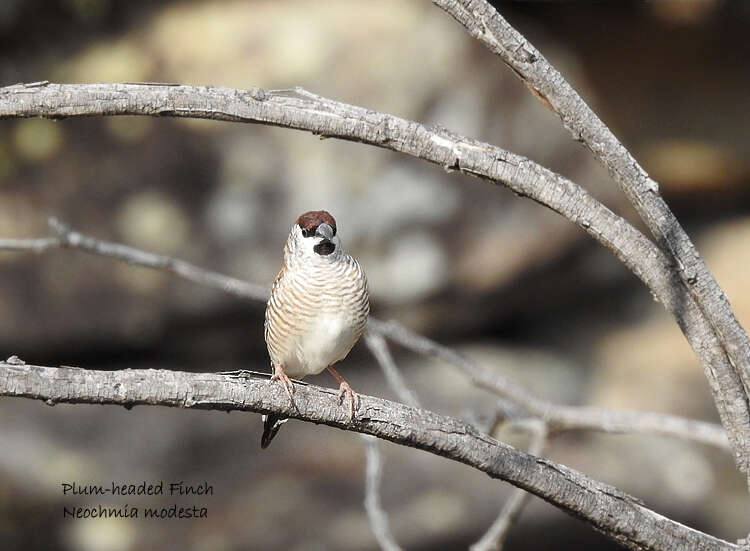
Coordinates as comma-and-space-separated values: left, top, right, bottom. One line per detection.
0, 82, 745, 468
470, 420, 548, 551
3, 222, 737, 549
373, 319, 731, 450
4, 221, 729, 452
434, 0, 750, 474
0, 359, 737, 551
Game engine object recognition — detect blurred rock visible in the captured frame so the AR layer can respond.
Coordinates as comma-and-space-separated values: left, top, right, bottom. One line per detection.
593, 216, 750, 418
13, 118, 64, 162
0, 0, 611, 351
367, 231, 448, 304
63, 516, 136, 551
116, 190, 190, 253
58, 37, 153, 82
699, 217, 750, 331
105, 117, 154, 145
640, 139, 748, 192
454, 205, 577, 293
650, 0, 719, 26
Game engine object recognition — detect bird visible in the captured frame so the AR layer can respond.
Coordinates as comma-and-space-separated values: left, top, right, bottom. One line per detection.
261, 210, 370, 448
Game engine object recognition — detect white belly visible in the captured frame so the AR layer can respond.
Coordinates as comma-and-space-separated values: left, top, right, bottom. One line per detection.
265, 248, 369, 379
284, 313, 359, 378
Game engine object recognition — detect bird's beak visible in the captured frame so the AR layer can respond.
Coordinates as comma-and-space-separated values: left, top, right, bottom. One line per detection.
313, 223, 336, 256
316, 223, 334, 242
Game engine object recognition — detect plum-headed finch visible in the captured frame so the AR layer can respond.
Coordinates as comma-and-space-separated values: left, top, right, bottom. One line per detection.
261, 210, 369, 448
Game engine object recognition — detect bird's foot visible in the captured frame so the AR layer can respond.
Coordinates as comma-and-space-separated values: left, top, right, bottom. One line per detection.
270, 369, 295, 401
337, 380, 360, 421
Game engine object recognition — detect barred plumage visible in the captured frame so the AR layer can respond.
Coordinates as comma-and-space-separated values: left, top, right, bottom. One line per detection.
265, 245, 369, 377
261, 210, 369, 448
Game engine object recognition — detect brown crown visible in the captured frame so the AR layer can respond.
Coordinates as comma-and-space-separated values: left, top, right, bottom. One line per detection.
296, 210, 337, 235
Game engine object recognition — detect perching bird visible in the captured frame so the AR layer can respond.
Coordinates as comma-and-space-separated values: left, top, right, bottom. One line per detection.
261, 210, 369, 448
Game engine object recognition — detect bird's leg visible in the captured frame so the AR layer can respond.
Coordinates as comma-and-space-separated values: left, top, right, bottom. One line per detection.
270, 363, 295, 401
327, 366, 359, 420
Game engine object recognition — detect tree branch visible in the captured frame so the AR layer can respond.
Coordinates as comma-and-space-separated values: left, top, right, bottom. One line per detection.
0, 359, 736, 551
362, 435, 401, 551
362, 330, 421, 550
47, 218, 269, 301
0, 221, 736, 548
364, 331, 421, 409
0, 237, 60, 252
1, 82, 744, 469
0, 221, 729, 452
471, 420, 548, 551
433, 0, 750, 475
371, 319, 730, 451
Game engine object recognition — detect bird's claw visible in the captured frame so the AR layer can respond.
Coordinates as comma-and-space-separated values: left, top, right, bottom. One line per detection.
337, 381, 359, 421
270, 370, 295, 401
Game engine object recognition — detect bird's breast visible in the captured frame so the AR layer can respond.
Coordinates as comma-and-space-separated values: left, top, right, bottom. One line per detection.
264, 254, 369, 378
293, 312, 359, 376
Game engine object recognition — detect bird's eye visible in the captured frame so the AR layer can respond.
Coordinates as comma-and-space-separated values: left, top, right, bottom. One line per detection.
301, 228, 311, 238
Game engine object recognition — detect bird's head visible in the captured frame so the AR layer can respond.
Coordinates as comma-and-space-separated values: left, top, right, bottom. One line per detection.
286, 210, 342, 262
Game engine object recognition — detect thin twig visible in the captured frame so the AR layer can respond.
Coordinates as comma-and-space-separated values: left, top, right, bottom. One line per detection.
361, 334, 428, 551
0, 222, 729, 451
48, 218, 269, 301
362, 329, 422, 550
0, 360, 737, 551
362, 436, 402, 551
433, 0, 750, 476
0, 237, 60, 252
370, 319, 730, 450
471, 420, 548, 551
364, 331, 421, 409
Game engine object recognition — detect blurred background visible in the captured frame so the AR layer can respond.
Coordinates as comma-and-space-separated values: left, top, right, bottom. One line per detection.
1, 1, 749, 549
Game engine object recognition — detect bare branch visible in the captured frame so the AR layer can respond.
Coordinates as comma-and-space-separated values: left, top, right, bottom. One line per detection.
0, 84, 695, 294
471, 420, 548, 551
365, 331, 421, 409
371, 319, 730, 451
0, 222, 735, 548
362, 436, 402, 551
3, 222, 733, 551
48, 218, 269, 301
0, 223, 729, 452
362, 329, 422, 551
433, 0, 750, 474
0, 237, 60, 252
1, 83, 744, 469
0, 360, 737, 551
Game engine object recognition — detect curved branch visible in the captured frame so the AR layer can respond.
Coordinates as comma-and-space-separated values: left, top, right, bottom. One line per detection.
362, 435, 401, 551
362, 329, 420, 551
364, 331, 421, 409
1, 83, 744, 467
471, 420, 548, 551
433, 0, 750, 474
47, 218, 270, 301
0, 360, 736, 551
0, 222, 730, 451
0, 237, 59, 252
371, 319, 730, 451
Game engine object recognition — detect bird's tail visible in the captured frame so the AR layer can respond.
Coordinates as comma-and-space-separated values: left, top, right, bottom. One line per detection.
260, 413, 289, 449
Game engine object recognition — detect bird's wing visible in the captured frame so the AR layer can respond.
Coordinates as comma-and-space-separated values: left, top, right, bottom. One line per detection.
264, 263, 287, 344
